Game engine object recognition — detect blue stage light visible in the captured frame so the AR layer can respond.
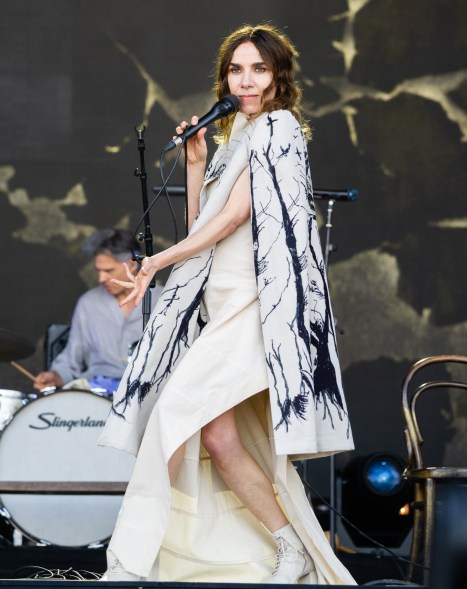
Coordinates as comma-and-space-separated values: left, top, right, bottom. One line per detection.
338, 453, 413, 550
365, 455, 404, 496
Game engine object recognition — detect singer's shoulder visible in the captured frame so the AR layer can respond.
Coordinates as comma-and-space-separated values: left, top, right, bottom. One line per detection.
251, 110, 302, 138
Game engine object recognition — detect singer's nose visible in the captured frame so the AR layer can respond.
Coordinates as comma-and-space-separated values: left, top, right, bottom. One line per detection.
240, 70, 252, 87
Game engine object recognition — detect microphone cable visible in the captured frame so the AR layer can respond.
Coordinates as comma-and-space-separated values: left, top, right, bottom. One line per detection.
300, 476, 429, 575
130, 141, 184, 262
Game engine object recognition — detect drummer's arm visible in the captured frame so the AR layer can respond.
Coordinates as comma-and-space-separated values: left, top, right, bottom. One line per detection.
34, 370, 64, 391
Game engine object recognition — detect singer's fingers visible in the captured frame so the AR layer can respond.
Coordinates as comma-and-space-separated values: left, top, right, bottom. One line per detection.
111, 279, 135, 289
128, 282, 149, 307
135, 293, 147, 306
123, 263, 136, 282
190, 115, 199, 125
119, 290, 138, 307
118, 281, 144, 306
118, 270, 153, 307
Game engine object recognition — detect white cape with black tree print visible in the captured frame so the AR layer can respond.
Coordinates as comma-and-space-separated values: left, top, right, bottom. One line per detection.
99, 110, 354, 457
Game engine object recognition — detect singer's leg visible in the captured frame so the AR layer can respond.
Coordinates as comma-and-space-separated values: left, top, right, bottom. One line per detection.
201, 408, 288, 531
202, 409, 314, 584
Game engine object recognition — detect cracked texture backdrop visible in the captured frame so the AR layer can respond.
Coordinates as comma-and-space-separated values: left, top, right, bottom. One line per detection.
1, 0, 466, 490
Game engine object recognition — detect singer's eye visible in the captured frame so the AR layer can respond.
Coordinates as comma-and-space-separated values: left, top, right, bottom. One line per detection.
229, 66, 242, 74
254, 66, 267, 73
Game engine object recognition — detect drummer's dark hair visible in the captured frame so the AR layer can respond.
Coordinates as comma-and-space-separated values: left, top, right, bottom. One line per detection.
81, 228, 140, 261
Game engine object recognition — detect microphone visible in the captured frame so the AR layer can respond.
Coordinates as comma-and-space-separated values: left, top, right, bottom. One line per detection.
163, 94, 240, 152
313, 188, 358, 202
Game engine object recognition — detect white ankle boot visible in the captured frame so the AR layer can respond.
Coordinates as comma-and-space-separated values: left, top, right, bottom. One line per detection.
101, 560, 141, 582
265, 524, 314, 584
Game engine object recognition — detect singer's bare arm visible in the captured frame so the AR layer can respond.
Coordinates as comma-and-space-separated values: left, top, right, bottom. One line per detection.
176, 116, 208, 232
187, 161, 205, 232
112, 166, 250, 307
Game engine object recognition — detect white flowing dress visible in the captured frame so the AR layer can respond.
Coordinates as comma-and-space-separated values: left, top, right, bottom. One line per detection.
106, 217, 355, 585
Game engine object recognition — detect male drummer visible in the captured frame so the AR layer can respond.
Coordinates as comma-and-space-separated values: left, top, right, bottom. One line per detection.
34, 228, 162, 395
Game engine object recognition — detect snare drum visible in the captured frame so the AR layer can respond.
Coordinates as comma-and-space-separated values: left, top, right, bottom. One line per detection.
0, 390, 135, 547
0, 390, 30, 430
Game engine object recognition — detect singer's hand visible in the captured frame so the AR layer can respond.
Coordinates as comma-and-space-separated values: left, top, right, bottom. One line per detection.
176, 116, 208, 165
111, 260, 158, 307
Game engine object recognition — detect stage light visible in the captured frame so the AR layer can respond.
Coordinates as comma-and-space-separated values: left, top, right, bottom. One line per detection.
365, 454, 405, 496
398, 503, 410, 516
336, 453, 413, 554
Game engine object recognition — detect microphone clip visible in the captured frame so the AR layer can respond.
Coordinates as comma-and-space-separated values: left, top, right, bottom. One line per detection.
135, 125, 146, 139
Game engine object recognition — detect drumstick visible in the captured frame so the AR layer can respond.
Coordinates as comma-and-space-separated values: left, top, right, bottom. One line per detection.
10, 361, 41, 384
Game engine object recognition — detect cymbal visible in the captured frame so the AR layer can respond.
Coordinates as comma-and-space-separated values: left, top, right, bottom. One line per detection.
0, 327, 35, 362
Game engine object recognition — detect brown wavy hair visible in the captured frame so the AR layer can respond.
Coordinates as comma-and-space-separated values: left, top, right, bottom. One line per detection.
214, 24, 310, 142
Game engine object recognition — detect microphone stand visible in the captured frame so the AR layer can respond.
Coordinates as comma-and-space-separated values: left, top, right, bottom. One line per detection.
323, 197, 337, 553
134, 126, 155, 329
314, 190, 358, 552
301, 195, 339, 552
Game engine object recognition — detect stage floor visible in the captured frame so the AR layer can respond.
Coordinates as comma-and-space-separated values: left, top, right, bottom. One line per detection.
0, 546, 411, 586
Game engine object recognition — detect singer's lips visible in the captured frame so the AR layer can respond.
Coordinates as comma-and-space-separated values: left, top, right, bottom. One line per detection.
239, 95, 258, 99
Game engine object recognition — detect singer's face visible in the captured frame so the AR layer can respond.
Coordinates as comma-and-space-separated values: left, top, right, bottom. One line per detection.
227, 42, 274, 116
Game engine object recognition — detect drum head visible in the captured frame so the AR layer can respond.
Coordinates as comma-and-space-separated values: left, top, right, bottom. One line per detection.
0, 391, 135, 547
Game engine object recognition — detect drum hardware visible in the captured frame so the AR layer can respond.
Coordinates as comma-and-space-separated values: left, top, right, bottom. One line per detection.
41, 385, 114, 398
0, 328, 39, 432
0, 504, 14, 546
0, 481, 127, 494
37, 386, 57, 395
0, 389, 35, 431
0, 390, 135, 547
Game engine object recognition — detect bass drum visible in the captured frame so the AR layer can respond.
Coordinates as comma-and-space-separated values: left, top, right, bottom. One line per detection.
0, 390, 135, 547
0, 389, 31, 431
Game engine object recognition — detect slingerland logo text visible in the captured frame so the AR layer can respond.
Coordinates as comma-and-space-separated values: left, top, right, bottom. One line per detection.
29, 412, 106, 431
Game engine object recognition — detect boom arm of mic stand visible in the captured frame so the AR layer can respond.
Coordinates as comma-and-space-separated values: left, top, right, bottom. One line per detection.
153, 186, 359, 201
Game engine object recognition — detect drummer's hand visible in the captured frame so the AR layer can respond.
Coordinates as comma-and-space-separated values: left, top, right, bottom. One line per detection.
34, 370, 63, 391
111, 259, 158, 307
176, 116, 208, 165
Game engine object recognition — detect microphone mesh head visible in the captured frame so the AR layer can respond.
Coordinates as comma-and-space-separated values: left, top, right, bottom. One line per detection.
223, 94, 240, 111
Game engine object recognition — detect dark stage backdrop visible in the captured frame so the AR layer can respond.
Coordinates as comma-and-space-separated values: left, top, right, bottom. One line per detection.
1, 0, 466, 492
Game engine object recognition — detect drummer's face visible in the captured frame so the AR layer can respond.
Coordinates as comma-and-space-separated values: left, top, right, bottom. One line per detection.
94, 254, 134, 299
